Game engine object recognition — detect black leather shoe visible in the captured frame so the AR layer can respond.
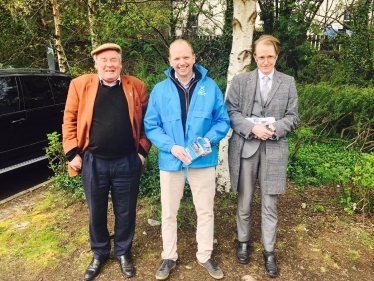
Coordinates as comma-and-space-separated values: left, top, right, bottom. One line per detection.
263, 251, 278, 278
236, 241, 250, 264
84, 258, 106, 281
119, 254, 135, 278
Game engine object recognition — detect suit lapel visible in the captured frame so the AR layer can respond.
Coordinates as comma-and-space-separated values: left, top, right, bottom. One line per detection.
243, 70, 258, 115
265, 69, 281, 106
86, 75, 100, 130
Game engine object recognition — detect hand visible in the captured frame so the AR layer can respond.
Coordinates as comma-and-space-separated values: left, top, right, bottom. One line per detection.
69, 154, 82, 172
251, 124, 274, 140
200, 137, 212, 156
171, 145, 191, 165
138, 153, 145, 166
266, 123, 276, 133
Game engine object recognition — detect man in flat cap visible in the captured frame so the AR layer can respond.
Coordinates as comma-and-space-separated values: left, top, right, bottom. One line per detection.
63, 43, 151, 280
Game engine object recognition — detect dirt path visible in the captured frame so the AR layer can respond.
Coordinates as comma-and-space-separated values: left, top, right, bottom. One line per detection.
1, 182, 373, 281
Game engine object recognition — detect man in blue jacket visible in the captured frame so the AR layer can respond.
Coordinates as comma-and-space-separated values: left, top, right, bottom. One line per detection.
144, 39, 230, 280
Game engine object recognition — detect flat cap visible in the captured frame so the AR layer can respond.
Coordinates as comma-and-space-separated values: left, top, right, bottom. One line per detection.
91, 43, 122, 57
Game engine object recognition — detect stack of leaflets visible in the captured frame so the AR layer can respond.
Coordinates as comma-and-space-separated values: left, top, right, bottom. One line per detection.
245, 117, 275, 124
184, 138, 211, 162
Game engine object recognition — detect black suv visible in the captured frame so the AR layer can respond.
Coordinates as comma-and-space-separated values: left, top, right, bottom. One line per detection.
0, 68, 72, 174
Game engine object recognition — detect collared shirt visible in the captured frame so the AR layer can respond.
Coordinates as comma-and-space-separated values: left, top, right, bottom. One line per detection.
99, 75, 121, 87
258, 69, 274, 93
257, 69, 276, 140
174, 72, 195, 90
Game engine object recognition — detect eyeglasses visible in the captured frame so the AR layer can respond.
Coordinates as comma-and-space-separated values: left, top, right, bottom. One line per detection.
255, 56, 277, 63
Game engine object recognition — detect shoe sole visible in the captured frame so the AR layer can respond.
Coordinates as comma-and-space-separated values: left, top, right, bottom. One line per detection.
84, 273, 100, 281
155, 263, 176, 280
265, 270, 279, 278
236, 255, 249, 264
122, 271, 135, 278
84, 258, 108, 281
198, 262, 224, 280
84, 270, 101, 281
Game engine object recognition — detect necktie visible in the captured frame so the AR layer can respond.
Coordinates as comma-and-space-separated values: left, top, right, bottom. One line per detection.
261, 76, 270, 102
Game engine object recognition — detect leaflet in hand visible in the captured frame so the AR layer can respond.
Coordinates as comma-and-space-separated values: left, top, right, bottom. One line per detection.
184, 138, 211, 162
245, 117, 275, 124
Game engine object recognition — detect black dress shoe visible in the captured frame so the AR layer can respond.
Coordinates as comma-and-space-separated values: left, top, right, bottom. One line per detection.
84, 258, 106, 281
119, 254, 135, 278
236, 241, 250, 264
263, 251, 278, 278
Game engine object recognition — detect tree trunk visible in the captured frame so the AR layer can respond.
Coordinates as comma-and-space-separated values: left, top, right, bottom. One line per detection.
51, 0, 67, 72
216, 0, 257, 192
88, 0, 98, 49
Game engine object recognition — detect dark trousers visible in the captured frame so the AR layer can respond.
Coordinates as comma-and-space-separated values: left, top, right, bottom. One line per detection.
81, 150, 142, 261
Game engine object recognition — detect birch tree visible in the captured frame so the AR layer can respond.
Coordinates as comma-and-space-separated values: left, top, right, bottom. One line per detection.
87, 0, 98, 50
51, 0, 67, 72
216, 0, 257, 192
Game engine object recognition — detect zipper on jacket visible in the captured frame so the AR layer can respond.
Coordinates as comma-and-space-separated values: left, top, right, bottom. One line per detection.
170, 75, 198, 114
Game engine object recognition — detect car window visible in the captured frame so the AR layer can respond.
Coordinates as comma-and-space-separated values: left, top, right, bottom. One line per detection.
21, 76, 54, 109
0, 76, 20, 115
49, 76, 71, 104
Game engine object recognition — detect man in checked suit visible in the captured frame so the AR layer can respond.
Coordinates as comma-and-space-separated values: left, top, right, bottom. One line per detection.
225, 35, 299, 278
62, 43, 151, 280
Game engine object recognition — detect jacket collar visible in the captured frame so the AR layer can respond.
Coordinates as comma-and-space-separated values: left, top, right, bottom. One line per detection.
164, 63, 208, 80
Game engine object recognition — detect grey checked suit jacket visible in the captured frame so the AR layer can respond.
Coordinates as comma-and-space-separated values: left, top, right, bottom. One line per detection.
225, 69, 299, 194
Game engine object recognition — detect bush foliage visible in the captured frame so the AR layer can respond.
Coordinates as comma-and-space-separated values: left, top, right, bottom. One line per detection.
288, 133, 374, 214
45, 132, 84, 199
297, 83, 374, 151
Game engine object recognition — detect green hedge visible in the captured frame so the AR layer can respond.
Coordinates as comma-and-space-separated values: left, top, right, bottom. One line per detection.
297, 83, 374, 151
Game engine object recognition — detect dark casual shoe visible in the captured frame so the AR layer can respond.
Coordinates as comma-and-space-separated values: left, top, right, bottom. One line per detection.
263, 251, 279, 278
84, 257, 107, 281
155, 259, 176, 280
118, 254, 135, 278
236, 241, 250, 264
198, 258, 224, 280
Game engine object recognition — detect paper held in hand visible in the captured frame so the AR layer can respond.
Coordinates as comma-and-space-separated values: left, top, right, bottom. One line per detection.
184, 138, 211, 162
245, 117, 275, 124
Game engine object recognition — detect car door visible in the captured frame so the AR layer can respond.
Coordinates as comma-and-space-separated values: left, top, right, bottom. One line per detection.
49, 75, 71, 136
0, 76, 27, 169
19, 75, 56, 158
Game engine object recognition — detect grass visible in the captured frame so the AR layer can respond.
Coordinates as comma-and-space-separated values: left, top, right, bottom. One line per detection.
1, 181, 374, 280
352, 227, 374, 249
323, 253, 339, 269
346, 249, 360, 260
0, 191, 87, 271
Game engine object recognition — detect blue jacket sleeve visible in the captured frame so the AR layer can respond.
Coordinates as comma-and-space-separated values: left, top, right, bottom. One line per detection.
144, 90, 176, 153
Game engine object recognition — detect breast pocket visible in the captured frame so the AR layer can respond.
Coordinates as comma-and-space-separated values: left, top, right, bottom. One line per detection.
189, 110, 212, 134
161, 112, 182, 135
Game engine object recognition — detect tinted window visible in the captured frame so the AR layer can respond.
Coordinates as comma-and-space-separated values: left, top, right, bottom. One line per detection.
49, 76, 71, 104
21, 76, 54, 109
0, 76, 20, 115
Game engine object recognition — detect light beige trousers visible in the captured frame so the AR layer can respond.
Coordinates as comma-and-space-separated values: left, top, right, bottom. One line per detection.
160, 167, 216, 263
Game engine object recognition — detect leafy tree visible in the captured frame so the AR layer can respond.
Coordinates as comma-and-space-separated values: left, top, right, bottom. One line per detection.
0, 1, 52, 67
345, 0, 372, 85
257, 0, 324, 76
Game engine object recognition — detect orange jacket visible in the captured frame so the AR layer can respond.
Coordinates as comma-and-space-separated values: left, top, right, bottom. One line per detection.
62, 74, 151, 176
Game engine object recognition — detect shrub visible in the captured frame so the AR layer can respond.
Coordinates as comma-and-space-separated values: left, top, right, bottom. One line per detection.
288, 132, 374, 214
45, 132, 84, 199
288, 133, 360, 187
139, 145, 161, 203
297, 83, 374, 151
297, 53, 345, 85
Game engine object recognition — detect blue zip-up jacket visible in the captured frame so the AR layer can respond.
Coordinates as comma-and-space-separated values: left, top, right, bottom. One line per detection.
144, 64, 230, 171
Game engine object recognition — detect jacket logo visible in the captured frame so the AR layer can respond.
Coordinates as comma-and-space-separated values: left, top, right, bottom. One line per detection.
197, 86, 207, 96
